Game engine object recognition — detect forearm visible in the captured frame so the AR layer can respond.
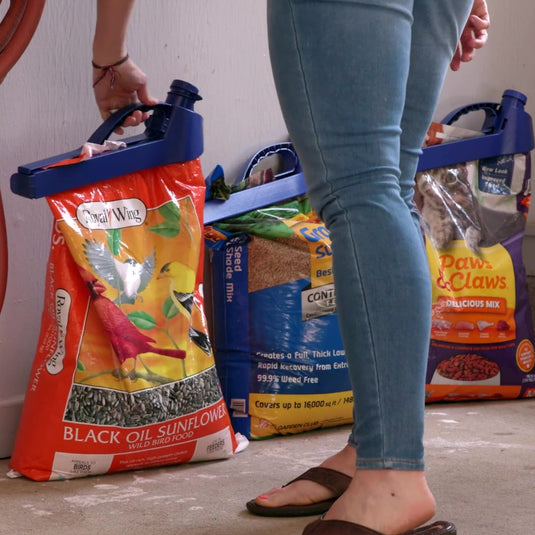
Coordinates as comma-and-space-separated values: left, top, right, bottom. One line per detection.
93, 0, 135, 64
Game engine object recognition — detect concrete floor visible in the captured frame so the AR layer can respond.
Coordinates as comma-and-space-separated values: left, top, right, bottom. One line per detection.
0, 400, 534, 534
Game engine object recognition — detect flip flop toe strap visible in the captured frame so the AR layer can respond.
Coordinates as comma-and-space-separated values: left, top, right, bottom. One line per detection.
286, 467, 352, 496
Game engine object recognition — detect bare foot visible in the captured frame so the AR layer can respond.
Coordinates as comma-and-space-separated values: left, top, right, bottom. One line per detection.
323, 469, 437, 535
251, 444, 356, 509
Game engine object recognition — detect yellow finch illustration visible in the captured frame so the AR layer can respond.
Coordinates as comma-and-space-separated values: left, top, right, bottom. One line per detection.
158, 261, 212, 354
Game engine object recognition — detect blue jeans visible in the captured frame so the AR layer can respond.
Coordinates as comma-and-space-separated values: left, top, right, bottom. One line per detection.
267, 0, 472, 470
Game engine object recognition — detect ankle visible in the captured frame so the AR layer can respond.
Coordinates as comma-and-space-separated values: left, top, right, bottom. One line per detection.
325, 470, 436, 535
320, 444, 356, 474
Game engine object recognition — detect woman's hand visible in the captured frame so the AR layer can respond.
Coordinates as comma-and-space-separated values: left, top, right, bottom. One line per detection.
450, 0, 490, 71
92, 0, 157, 134
92, 56, 158, 134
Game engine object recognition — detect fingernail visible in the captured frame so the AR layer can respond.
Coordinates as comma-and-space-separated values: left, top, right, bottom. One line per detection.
257, 495, 268, 500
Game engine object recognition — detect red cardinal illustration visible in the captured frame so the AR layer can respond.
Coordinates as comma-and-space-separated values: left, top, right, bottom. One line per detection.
79, 268, 186, 366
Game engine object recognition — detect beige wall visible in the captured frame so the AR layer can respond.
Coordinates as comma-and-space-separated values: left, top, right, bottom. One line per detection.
0, 0, 532, 456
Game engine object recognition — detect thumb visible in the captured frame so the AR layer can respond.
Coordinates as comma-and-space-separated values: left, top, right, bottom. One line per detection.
469, 14, 490, 32
450, 45, 461, 71
137, 84, 158, 106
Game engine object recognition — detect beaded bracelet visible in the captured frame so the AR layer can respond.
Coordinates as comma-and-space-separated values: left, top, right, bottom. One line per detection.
92, 53, 129, 88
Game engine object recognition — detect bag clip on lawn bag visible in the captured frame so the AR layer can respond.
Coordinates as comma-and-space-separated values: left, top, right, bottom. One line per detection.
9, 80, 238, 481
205, 143, 354, 439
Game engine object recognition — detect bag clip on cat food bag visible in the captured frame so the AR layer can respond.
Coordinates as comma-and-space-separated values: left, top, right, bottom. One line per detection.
205, 144, 354, 439
415, 90, 535, 402
9, 81, 238, 481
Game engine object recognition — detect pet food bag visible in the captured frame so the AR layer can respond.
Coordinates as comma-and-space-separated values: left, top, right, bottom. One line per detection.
416, 121, 535, 401
206, 189, 353, 440
9, 158, 237, 481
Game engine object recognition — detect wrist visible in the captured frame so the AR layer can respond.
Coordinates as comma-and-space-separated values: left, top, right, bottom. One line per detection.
92, 48, 128, 67
92, 53, 129, 70
92, 54, 129, 89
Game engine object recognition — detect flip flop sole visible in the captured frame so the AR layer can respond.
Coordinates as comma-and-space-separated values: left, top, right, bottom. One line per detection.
246, 497, 336, 517
303, 519, 456, 535
245, 466, 351, 517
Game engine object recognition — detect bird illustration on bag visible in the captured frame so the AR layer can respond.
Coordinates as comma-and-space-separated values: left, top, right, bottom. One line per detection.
158, 261, 212, 355
83, 238, 155, 304
78, 267, 186, 378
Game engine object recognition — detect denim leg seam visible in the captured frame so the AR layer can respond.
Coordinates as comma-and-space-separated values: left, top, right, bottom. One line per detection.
286, 1, 387, 467
285, 1, 327, 184
336, 197, 385, 465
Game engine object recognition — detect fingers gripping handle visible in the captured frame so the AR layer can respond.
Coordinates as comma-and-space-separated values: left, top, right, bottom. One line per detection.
87, 103, 173, 144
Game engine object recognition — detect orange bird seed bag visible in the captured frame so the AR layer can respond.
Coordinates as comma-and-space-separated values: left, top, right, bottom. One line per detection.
9, 160, 237, 481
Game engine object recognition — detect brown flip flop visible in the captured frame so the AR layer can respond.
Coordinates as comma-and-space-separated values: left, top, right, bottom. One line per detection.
303, 518, 456, 535
246, 466, 352, 517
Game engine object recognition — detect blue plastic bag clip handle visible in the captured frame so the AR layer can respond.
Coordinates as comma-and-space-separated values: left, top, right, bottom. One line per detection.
441, 102, 499, 134
87, 102, 173, 144
241, 142, 301, 182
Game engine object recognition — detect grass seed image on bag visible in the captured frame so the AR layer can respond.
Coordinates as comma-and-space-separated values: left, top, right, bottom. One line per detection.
206, 196, 354, 439
9, 160, 237, 481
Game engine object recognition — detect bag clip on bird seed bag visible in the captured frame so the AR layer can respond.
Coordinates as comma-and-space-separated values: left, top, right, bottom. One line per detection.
204, 143, 354, 440
415, 100, 535, 402
9, 89, 237, 481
